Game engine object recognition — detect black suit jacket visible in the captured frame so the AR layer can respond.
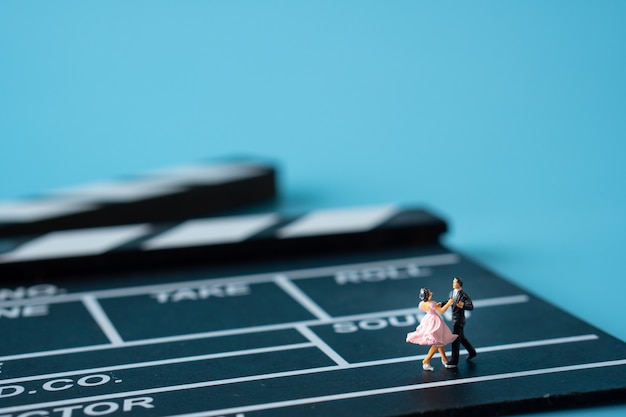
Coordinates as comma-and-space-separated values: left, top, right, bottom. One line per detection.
449, 289, 473, 324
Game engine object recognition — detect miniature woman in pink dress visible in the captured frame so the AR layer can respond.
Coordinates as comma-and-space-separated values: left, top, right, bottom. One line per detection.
406, 287, 457, 371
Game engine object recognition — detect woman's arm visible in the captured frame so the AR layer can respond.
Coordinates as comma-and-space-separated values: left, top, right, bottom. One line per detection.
435, 299, 454, 314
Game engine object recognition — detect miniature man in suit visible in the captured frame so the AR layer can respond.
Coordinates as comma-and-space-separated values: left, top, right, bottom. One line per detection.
445, 277, 477, 368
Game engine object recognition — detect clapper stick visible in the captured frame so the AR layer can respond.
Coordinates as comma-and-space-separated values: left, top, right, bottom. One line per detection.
0, 159, 277, 237
0, 206, 445, 280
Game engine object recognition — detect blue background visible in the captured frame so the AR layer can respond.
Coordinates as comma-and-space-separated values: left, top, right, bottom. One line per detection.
1, 2, 625, 416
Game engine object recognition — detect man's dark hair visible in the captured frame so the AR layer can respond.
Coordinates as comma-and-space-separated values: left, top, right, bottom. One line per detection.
454, 277, 463, 287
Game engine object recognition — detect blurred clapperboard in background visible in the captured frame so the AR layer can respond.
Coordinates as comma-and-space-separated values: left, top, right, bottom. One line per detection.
0, 158, 625, 417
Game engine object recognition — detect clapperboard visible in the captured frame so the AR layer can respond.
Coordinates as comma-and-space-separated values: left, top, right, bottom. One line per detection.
1, 160, 625, 417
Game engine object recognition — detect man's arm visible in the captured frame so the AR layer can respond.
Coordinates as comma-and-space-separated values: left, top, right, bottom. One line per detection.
462, 291, 474, 311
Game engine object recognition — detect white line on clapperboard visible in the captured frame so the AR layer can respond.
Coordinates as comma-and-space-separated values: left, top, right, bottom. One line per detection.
0, 253, 460, 308
274, 275, 333, 322
81, 295, 124, 345
294, 324, 350, 367
0, 334, 599, 386
162, 359, 626, 417
0, 294, 530, 362
1, 354, 623, 416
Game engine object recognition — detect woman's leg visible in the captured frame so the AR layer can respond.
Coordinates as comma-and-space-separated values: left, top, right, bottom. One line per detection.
438, 346, 449, 363
423, 345, 438, 364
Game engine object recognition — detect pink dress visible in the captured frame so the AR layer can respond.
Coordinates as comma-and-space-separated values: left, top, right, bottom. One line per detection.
406, 301, 458, 347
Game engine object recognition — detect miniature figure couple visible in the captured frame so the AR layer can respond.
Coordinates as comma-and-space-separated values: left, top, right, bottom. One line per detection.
406, 277, 476, 371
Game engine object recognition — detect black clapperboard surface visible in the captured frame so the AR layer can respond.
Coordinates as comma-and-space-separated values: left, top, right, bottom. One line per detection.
1, 159, 625, 417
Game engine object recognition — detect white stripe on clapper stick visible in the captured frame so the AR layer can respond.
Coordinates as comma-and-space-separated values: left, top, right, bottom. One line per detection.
0, 224, 152, 263
276, 205, 399, 238
142, 214, 278, 250
0, 200, 96, 223
82, 295, 124, 345
50, 179, 184, 203
145, 162, 263, 185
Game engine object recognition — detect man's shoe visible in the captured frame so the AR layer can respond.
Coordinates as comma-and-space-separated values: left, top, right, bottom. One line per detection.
444, 363, 457, 369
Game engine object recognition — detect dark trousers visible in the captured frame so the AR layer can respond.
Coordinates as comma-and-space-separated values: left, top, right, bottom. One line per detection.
451, 321, 476, 364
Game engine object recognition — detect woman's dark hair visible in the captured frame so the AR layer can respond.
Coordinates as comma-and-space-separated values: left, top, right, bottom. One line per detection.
419, 288, 431, 302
